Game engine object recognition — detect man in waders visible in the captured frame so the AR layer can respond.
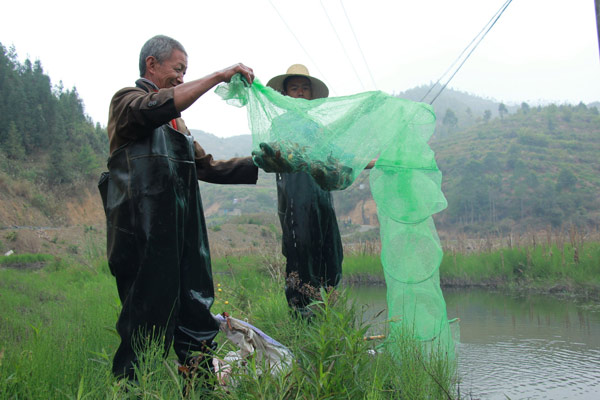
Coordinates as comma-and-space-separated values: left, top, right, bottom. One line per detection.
264, 65, 376, 318
265, 65, 343, 318
98, 35, 257, 383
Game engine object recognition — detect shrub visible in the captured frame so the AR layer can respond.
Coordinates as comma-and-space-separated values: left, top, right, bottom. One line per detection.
5, 231, 17, 242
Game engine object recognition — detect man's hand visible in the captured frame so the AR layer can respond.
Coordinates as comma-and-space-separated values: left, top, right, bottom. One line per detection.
365, 157, 378, 169
174, 63, 254, 112
252, 142, 294, 173
310, 160, 353, 191
218, 63, 254, 86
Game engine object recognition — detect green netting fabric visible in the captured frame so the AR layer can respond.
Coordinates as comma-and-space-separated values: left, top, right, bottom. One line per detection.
216, 74, 456, 357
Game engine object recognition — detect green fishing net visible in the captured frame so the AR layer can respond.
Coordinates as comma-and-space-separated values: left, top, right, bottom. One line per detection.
216, 74, 457, 358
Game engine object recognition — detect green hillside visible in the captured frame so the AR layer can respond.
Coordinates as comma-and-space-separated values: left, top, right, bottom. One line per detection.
432, 103, 600, 232
0, 43, 108, 226
1, 41, 598, 236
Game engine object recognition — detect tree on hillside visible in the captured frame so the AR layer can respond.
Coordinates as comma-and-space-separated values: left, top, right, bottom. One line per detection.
561, 107, 572, 122
3, 121, 25, 160
546, 115, 556, 133
75, 144, 101, 178
483, 109, 491, 122
442, 108, 458, 132
483, 151, 501, 172
447, 160, 489, 224
498, 103, 508, 119
521, 102, 530, 114
45, 132, 73, 185
556, 168, 577, 192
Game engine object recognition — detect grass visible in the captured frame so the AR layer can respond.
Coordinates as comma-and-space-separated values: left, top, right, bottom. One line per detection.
0, 253, 55, 265
339, 230, 600, 298
440, 241, 600, 295
208, 233, 600, 297
6, 227, 594, 398
343, 254, 383, 280
0, 257, 117, 398
0, 251, 457, 399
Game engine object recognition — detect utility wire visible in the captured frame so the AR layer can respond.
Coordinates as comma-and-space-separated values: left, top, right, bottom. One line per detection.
419, 0, 509, 103
319, 0, 365, 90
267, 0, 332, 90
421, 0, 513, 105
425, 0, 513, 104
339, 0, 378, 90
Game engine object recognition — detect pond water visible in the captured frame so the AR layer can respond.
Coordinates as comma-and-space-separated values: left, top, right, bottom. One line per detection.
347, 286, 600, 399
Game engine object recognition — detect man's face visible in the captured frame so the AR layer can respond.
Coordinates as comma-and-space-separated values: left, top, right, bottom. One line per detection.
146, 49, 187, 89
284, 76, 312, 100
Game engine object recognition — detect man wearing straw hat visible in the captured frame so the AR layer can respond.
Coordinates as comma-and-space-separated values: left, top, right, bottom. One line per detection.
266, 64, 343, 317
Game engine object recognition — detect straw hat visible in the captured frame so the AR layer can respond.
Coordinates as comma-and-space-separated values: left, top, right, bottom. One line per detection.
266, 64, 329, 99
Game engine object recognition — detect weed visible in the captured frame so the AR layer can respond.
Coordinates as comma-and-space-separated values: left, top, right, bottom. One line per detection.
0, 253, 54, 265
83, 225, 96, 233
5, 231, 17, 242
30, 194, 49, 215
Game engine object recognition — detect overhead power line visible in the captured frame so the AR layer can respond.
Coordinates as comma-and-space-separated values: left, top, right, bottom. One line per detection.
421, 0, 514, 105
319, 0, 365, 90
267, 0, 332, 89
339, 0, 378, 90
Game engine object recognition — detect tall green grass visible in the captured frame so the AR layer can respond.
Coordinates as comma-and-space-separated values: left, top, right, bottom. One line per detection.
339, 237, 600, 296
0, 252, 457, 399
0, 253, 54, 265
0, 257, 118, 398
342, 254, 384, 281
440, 242, 600, 290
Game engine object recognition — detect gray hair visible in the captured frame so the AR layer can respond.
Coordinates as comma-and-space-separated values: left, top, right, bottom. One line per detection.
139, 35, 187, 77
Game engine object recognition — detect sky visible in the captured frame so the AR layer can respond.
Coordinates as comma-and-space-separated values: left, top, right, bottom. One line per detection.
1, 0, 599, 138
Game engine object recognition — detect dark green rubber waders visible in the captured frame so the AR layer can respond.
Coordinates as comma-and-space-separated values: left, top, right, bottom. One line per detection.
99, 125, 218, 379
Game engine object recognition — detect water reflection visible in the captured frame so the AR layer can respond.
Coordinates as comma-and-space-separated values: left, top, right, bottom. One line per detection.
347, 286, 600, 399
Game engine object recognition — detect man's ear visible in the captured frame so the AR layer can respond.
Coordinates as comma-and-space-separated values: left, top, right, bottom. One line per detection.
145, 56, 157, 75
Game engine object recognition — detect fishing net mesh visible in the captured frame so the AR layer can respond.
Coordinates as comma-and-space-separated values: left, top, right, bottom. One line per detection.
216, 75, 456, 358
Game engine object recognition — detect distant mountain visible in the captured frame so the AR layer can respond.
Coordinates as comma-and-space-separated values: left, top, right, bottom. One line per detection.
398, 85, 520, 139
189, 129, 253, 159
401, 85, 511, 116
400, 85, 600, 142
588, 101, 600, 110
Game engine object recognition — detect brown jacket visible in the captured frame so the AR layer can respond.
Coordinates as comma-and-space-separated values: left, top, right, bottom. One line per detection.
107, 78, 257, 184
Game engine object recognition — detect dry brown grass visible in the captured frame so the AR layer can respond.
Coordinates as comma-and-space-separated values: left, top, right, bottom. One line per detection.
337, 226, 600, 258
0, 172, 10, 194
10, 180, 32, 199
441, 225, 600, 254
344, 240, 381, 256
